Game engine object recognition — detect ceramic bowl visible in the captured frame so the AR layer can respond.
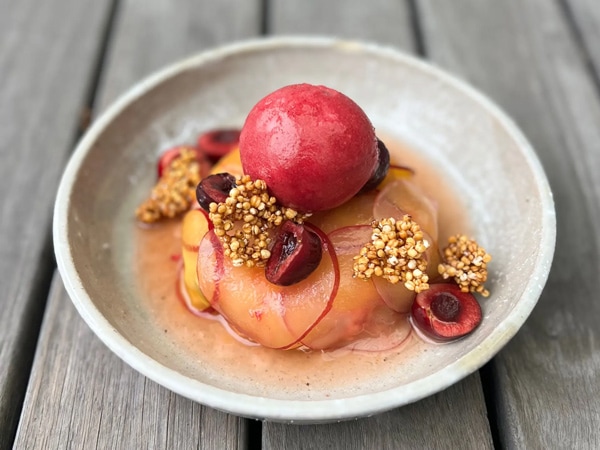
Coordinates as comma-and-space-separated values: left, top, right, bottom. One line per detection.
54, 37, 556, 423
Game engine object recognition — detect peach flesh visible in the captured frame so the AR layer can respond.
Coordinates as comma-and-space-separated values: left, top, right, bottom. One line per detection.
239, 84, 378, 212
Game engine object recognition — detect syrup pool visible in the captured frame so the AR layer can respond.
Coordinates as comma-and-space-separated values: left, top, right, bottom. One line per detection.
133, 137, 472, 400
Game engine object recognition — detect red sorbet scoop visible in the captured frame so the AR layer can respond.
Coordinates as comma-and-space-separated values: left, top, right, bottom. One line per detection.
239, 84, 378, 212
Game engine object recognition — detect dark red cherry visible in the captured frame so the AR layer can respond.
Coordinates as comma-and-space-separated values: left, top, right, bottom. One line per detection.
195, 173, 236, 211
358, 138, 391, 194
266, 221, 322, 286
197, 129, 241, 162
411, 283, 482, 341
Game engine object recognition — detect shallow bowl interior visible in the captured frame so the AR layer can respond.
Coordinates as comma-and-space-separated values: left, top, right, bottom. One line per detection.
54, 38, 555, 423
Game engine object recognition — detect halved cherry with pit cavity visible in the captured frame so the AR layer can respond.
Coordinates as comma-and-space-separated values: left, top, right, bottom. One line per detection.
411, 283, 482, 341
266, 220, 323, 286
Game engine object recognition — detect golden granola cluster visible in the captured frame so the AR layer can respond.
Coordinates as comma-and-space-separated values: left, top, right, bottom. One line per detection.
353, 216, 430, 293
136, 148, 200, 223
438, 234, 492, 297
208, 175, 307, 268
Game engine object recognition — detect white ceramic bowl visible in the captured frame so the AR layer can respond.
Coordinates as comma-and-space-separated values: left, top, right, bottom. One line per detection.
54, 37, 556, 423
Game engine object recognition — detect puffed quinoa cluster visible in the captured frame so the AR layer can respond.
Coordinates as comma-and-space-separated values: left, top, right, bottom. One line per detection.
353, 215, 430, 293
136, 148, 201, 223
209, 175, 307, 268
438, 234, 492, 297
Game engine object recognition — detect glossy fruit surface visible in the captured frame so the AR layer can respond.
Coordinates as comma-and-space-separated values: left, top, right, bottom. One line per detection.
373, 178, 438, 241
411, 283, 482, 341
195, 173, 237, 211
196, 228, 338, 349
309, 191, 377, 234
298, 225, 384, 349
239, 84, 378, 212
265, 221, 323, 286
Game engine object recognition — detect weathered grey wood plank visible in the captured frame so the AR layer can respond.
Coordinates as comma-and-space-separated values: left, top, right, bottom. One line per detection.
270, 0, 415, 51
264, 2, 494, 448
96, 0, 262, 112
565, 0, 600, 80
0, 0, 113, 447
418, 0, 600, 447
264, 374, 491, 450
15, 274, 246, 449
14, 0, 261, 448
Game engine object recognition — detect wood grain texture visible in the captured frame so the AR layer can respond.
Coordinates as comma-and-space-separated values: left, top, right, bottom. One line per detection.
14, 275, 247, 449
264, 2, 494, 448
564, 0, 600, 79
418, 0, 600, 447
96, 0, 262, 112
14, 0, 261, 448
269, 0, 415, 50
0, 0, 113, 447
264, 374, 492, 450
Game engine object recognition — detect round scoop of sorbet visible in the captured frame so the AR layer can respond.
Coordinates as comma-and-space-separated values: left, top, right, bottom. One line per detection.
239, 84, 378, 212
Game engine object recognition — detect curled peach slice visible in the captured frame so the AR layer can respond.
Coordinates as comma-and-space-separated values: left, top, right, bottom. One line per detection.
369, 247, 442, 312
371, 179, 442, 310
181, 209, 212, 310
309, 191, 377, 234
371, 277, 415, 314
374, 178, 438, 241
196, 227, 338, 349
343, 305, 412, 353
299, 225, 385, 350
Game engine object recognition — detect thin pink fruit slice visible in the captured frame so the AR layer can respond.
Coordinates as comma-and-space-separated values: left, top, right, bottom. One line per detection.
342, 306, 412, 353
373, 179, 439, 241
372, 178, 442, 308
308, 191, 377, 234
299, 225, 385, 350
197, 228, 337, 349
279, 224, 339, 348
372, 276, 415, 314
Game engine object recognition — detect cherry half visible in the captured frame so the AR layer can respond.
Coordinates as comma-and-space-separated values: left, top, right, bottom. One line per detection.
265, 220, 323, 286
195, 173, 236, 211
411, 283, 482, 341
198, 129, 241, 162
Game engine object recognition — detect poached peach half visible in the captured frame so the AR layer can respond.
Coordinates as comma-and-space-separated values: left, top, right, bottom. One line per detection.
180, 151, 441, 349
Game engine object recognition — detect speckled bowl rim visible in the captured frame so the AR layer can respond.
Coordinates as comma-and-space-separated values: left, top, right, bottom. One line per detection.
54, 36, 556, 423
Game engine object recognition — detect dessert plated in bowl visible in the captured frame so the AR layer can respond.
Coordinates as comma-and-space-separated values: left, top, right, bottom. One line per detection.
53, 37, 556, 423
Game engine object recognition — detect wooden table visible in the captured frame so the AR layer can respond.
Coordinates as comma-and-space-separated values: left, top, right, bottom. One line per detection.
2, 0, 599, 448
